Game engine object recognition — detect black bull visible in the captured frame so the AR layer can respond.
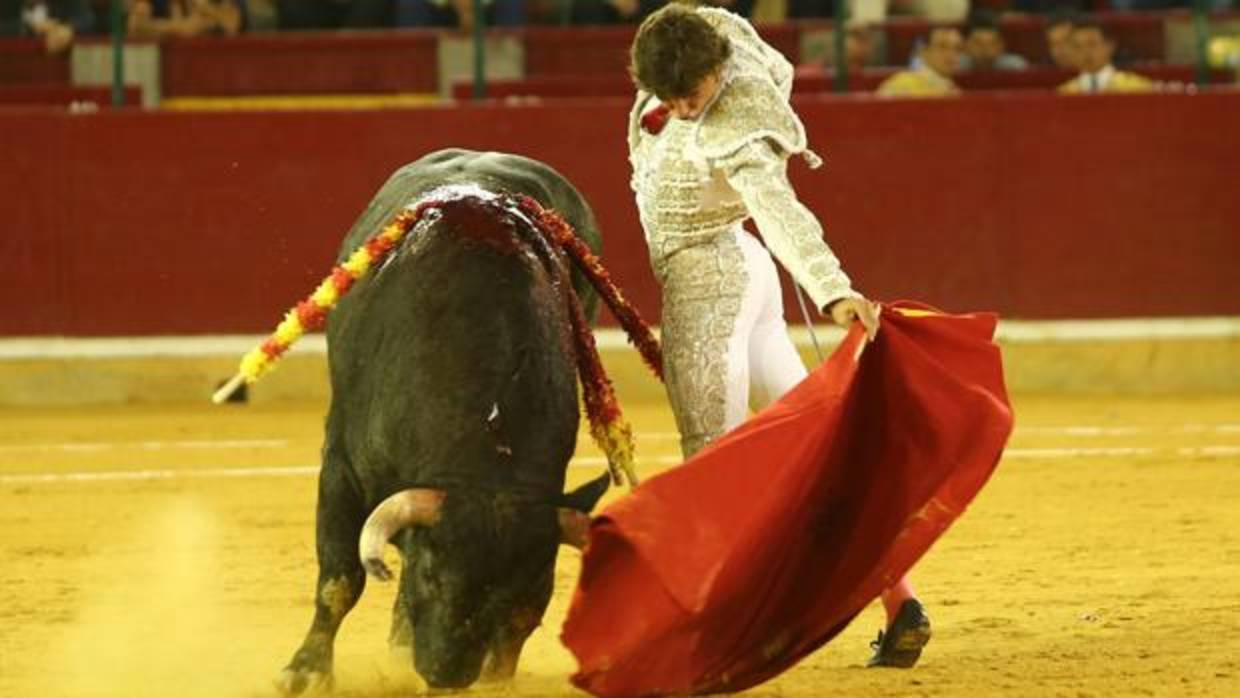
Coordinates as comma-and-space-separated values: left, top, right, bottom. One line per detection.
278, 150, 612, 693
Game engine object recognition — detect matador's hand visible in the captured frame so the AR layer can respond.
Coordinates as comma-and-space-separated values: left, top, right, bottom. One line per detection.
828, 297, 880, 342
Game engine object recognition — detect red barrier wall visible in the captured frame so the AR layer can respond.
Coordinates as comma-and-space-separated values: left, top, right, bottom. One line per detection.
2, 91, 1239, 337
159, 33, 441, 96
0, 84, 142, 107
0, 40, 70, 85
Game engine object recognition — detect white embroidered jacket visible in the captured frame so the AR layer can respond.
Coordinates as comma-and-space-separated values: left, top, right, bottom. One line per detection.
627, 7, 858, 311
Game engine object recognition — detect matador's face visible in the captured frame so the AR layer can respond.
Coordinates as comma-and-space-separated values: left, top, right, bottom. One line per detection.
665, 70, 723, 121
1072, 28, 1115, 74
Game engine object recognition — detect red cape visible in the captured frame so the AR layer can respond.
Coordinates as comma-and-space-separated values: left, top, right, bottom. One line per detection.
561, 303, 1013, 696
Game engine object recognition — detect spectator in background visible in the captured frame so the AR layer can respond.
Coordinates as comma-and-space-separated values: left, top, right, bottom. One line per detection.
277, 0, 387, 29
127, 0, 244, 38
1108, 0, 1186, 9
960, 11, 1027, 71
1044, 12, 1078, 70
244, 0, 276, 30
876, 26, 961, 97
842, 20, 879, 71
0, 0, 94, 53
904, 0, 968, 23
804, 17, 878, 72
784, 0, 831, 19
1058, 21, 1154, 94
570, 0, 664, 25
395, 0, 524, 28
702, 0, 755, 17
1012, 0, 1086, 11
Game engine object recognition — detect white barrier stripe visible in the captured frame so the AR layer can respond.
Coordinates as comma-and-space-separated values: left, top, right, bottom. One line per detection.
1015, 426, 1141, 436
993, 316, 1240, 342
0, 460, 669, 484
0, 439, 289, 454
1015, 424, 1240, 436
3, 423, 1239, 457
0, 335, 329, 360
3, 316, 1238, 360
1004, 447, 1156, 458
3, 422, 1238, 458
1185, 424, 1240, 434
0, 465, 320, 484
1177, 446, 1240, 457
4, 445, 1237, 485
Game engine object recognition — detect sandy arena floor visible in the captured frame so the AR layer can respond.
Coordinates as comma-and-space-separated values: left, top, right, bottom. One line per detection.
2, 395, 1239, 697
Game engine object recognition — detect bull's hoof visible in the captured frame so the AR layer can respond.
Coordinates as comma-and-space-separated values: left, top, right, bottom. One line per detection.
477, 671, 517, 685
275, 667, 333, 696
479, 651, 520, 684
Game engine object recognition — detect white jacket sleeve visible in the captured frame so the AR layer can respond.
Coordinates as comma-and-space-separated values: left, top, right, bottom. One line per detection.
718, 139, 859, 311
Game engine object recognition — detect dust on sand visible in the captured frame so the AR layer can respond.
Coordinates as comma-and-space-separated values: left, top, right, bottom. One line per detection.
2, 396, 1238, 697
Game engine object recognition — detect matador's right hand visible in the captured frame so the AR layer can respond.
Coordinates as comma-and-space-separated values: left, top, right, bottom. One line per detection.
828, 297, 880, 342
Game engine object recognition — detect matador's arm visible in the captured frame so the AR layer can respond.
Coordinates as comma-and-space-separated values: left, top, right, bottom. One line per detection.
718, 140, 859, 312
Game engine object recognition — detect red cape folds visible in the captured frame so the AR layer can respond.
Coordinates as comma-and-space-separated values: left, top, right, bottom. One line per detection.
561, 302, 1013, 697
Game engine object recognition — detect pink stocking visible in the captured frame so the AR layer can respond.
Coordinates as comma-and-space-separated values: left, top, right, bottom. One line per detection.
880, 577, 917, 625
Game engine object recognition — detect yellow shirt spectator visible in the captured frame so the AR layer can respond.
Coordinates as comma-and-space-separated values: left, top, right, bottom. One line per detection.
1059, 23, 1155, 95
876, 27, 963, 98
1058, 65, 1155, 94
877, 68, 961, 97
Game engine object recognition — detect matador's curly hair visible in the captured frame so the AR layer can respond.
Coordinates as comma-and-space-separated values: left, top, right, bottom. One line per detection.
629, 4, 731, 100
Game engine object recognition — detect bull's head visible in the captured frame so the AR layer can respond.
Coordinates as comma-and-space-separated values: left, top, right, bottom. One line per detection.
357, 474, 608, 688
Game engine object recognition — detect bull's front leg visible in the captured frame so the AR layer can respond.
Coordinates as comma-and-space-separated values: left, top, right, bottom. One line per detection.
277, 464, 367, 696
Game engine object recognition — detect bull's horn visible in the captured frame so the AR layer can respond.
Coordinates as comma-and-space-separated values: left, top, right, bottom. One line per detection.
557, 508, 591, 550
358, 489, 445, 581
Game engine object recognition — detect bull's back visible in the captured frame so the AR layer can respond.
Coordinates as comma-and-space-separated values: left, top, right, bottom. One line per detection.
325, 195, 579, 502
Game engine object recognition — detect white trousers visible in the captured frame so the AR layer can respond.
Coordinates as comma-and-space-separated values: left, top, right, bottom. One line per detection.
721, 228, 810, 432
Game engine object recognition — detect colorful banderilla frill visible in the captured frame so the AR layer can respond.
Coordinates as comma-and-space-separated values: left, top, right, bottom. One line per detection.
211, 201, 436, 405
514, 195, 662, 487
516, 195, 663, 381
213, 192, 662, 490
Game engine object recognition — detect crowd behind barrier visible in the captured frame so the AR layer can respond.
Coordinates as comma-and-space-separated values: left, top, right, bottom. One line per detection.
449, 62, 1231, 98
4, 2, 1240, 50
0, 9, 1235, 109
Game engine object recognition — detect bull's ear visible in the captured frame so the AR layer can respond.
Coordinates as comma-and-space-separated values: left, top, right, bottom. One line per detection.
558, 471, 611, 513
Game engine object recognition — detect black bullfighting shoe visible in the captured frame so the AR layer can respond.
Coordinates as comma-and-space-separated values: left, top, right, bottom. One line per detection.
867, 599, 932, 668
